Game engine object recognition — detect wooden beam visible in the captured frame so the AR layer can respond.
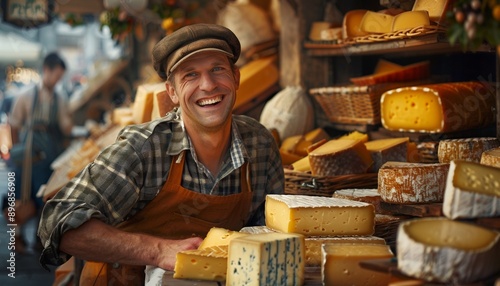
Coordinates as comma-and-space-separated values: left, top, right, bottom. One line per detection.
55, 0, 104, 14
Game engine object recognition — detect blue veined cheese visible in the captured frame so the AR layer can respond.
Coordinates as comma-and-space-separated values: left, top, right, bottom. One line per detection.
265, 194, 375, 236
226, 232, 305, 286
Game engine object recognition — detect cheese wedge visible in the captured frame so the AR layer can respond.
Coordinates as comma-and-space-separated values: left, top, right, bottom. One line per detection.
265, 194, 375, 236
342, 9, 369, 39
198, 227, 249, 250
380, 82, 496, 133
359, 11, 394, 34
365, 137, 409, 171
480, 147, 500, 167
412, 0, 452, 23
151, 88, 176, 120
308, 139, 373, 176
173, 245, 227, 281
132, 82, 164, 124
291, 155, 310, 172
438, 137, 500, 164
378, 161, 450, 204
226, 232, 305, 286
332, 188, 382, 213
322, 243, 394, 286
392, 10, 430, 31
443, 160, 500, 219
397, 217, 500, 284
112, 107, 133, 125
374, 59, 403, 75
304, 127, 330, 143
338, 130, 369, 143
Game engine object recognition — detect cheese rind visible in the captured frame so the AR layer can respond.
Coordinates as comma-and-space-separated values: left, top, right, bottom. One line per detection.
392, 10, 430, 31
443, 160, 500, 219
365, 137, 409, 171
198, 227, 249, 249
342, 9, 369, 39
397, 217, 500, 284
332, 188, 382, 213
480, 147, 500, 167
226, 232, 305, 286
265, 194, 375, 236
378, 161, 450, 204
173, 245, 228, 281
438, 137, 500, 164
412, 0, 452, 23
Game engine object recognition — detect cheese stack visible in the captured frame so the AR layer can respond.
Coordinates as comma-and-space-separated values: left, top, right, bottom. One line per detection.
480, 147, 500, 167
378, 161, 450, 204
364, 137, 409, 171
397, 217, 500, 284
173, 245, 228, 282
438, 137, 500, 163
443, 160, 500, 219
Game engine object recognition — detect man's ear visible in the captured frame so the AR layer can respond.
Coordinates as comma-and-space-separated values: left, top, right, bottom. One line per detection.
165, 81, 179, 104
233, 67, 240, 90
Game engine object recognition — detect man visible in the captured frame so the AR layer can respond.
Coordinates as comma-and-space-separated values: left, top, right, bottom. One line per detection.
8, 52, 73, 252
38, 24, 284, 284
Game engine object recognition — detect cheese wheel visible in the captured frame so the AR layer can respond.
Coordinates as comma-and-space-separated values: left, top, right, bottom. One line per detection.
397, 217, 500, 284
412, 0, 453, 23
308, 139, 373, 176
481, 147, 500, 167
342, 9, 369, 39
359, 11, 394, 34
392, 10, 430, 31
438, 137, 500, 163
378, 161, 450, 204
381, 81, 496, 133
332, 188, 382, 213
443, 160, 500, 219
365, 137, 409, 171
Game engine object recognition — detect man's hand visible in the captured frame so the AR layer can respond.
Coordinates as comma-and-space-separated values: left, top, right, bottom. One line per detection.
155, 237, 203, 270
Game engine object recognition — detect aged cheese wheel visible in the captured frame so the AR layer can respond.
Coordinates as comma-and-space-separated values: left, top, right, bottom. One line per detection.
443, 160, 500, 219
438, 137, 500, 163
332, 188, 382, 213
397, 217, 500, 284
342, 9, 369, 39
378, 161, 449, 204
380, 81, 496, 133
308, 139, 373, 176
480, 147, 500, 167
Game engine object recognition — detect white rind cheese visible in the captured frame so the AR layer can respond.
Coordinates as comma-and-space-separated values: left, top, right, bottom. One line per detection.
397, 217, 500, 284
480, 147, 500, 167
332, 188, 382, 213
443, 160, 500, 219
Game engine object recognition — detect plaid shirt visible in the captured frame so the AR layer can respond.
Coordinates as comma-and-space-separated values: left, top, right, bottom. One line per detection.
38, 108, 284, 267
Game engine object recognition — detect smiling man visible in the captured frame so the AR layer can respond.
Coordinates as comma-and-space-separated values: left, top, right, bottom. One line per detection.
37, 24, 284, 285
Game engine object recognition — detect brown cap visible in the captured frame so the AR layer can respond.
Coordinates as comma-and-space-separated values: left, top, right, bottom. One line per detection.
152, 23, 241, 80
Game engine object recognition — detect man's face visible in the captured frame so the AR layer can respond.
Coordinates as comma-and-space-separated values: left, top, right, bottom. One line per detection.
166, 51, 240, 132
43, 66, 65, 90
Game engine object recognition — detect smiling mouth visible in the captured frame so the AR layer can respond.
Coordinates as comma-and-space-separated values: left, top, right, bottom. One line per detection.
197, 95, 223, 107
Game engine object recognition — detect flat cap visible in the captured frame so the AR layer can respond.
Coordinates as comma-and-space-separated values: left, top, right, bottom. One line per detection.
152, 23, 241, 80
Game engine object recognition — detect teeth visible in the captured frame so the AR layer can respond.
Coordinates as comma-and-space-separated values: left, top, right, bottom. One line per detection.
198, 95, 222, 106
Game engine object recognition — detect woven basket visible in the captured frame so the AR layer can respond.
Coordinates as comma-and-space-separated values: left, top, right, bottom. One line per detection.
284, 169, 378, 196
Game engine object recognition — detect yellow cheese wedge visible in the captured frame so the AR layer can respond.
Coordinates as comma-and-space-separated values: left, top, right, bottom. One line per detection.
438, 137, 500, 164
359, 11, 394, 34
374, 59, 403, 75
279, 135, 303, 153
412, 0, 452, 23
304, 127, 330, 143
133, 83, 165, 124
365, 137, 409, 171
173, 245, 227, 281
198, 227, 249, 250
338, 130, 369, 143
291, 155, 310, 172
322, 243, 394, 286
265, 194, 375, 236
279, 149, 304, 165
342, 9, 369, 39
397, 217, 500, 284
392, 10, 430, 31
308, 139, 373, 176
480, 147, 500, 167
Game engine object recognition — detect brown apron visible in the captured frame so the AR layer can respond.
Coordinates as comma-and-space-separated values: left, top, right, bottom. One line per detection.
80, 151, 253, 285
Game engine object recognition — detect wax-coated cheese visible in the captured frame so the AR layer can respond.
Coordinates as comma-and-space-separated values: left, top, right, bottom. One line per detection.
198, 227, 249, 249
397, 217, 500, 284
342, 9, 369, 39
392, 10, 430, 31
332, 188, 382, 213
308, 139, 373, 176
438, 137, 500, 164
359, 11, 394, 34
173, 245, 227, 281
412, 0, 452, 23
380, 82, 496, 133
443, 160, 500, 219
265, 194, 375, 236
226, 232, 305, 286
480, 147, 500, 167
322, 243, 394, 286
378, 161, 449, 204
365, 137, 409, 171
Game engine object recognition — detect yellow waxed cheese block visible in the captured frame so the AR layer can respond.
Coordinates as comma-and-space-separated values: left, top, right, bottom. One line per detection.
173, 245, 228, 281
359, 11, 394, 34
392, 10, 430, 31
378, 161, 450, 204
308, 139, 373, 176
338, 130, 369, 143
198, 227, 249, 250
322, 243, 394, 286
438, 137, 500, 164
443, 160, 500, 219
365, 137, 409, 171
397, 217, 500, 284
412, 0, 452, 23
380, 82, 496, 133
226, 232, 305, 286
265, 194, 375, 236
481, 147, 500, 167
132, 82, 165, 124
342, 9, 370, 39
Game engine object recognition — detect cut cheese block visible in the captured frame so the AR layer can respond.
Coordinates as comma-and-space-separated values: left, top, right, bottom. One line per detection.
291, 155, 310, 172
265, 194, 375, 236
322, 243, 394, 286
392, 10, 430, 31
151, 88, 176, 120
239, 225, 275, 234
112, 107, 133, 125
381, 81, 496, 133
308, 139, 373, 176
173, 245, 227, 281
480, 147, 500, 167
338, 130, 369, 143
198, 227, 249, 249
226, 232, 305, 286
359, 10, 394, 34
443, 160, 500, 219
438, 137, 500, 164
378, 161, 450, 204
332, 188, 382, 213
412, 0, 453, 23
365, 137, 409, 171
132, 82, 165, 124
342, 9, 369, 39
304, 127, 330, 143
397, 217, 500, 284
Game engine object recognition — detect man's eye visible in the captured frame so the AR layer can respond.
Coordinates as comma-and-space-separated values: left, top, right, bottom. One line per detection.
212, 66, 224, 72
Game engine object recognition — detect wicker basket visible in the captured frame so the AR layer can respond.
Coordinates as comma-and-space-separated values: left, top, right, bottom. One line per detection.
284, 169, 378, 196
